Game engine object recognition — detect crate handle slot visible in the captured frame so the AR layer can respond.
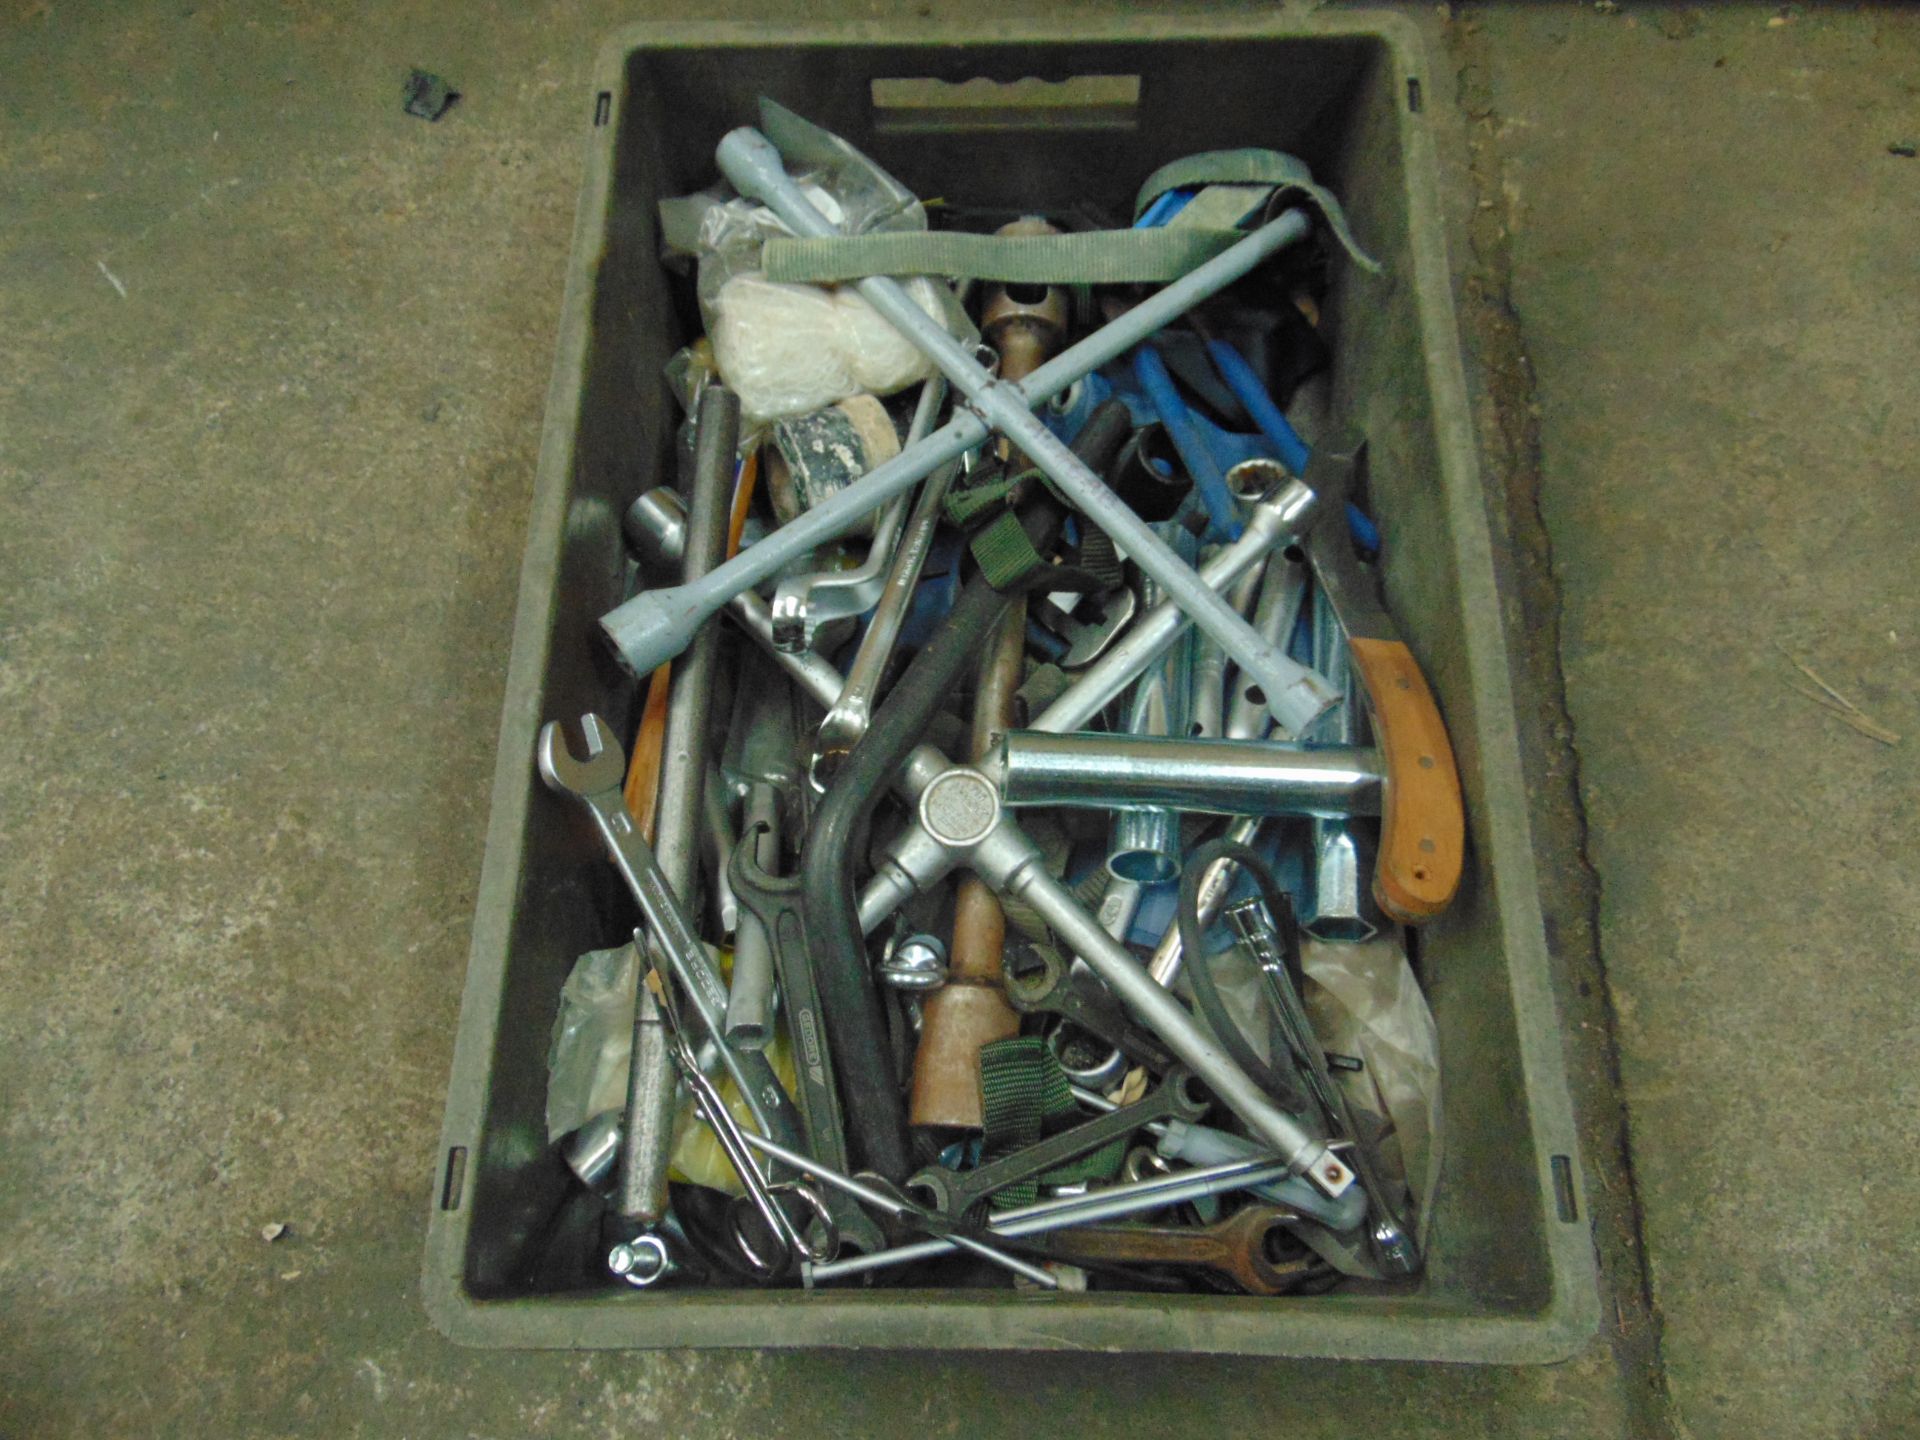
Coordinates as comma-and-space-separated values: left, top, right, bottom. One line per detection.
869, 74, 1141, 134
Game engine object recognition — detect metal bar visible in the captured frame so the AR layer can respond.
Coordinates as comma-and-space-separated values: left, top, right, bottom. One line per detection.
1030, 480, 1314, 734
803, 1156, 1295, 1283
998, 732, 1383, 818
719, 127, 1334, 733
615, 387, 737, 1223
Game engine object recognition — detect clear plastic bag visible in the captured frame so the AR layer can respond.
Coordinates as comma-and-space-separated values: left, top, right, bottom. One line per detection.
1189, 934, 1443, 1227
546, 941, 800, 1197
546, 942, 638, 1143
656, 100, 962, 426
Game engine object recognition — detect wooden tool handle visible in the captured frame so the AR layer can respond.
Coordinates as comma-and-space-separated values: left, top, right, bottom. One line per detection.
1348, 636, 1464, 923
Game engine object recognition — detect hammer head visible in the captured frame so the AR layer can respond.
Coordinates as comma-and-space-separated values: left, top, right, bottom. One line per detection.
536, 713, 628, 800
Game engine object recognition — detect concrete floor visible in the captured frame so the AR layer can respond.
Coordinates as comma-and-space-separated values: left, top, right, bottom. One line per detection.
1, 3, 1912, 1437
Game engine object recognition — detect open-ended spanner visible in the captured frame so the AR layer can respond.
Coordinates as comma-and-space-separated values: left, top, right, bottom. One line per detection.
1019, 1203, 1316, 1295
907, 1068, 1211, 1221
535, 715, 805, 1154
1001, 942, 1176, 1078
725, 827, 887, 1257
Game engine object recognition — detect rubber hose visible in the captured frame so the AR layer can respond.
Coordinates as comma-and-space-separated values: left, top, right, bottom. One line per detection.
801, 400, 1134, 1179
1176, 836, 1311, 1115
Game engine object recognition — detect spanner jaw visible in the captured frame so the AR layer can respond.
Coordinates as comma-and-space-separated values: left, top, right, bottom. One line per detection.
536, 715, 627, 798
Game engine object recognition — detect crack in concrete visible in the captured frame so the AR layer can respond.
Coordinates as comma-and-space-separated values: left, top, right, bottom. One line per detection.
1445, 9, 1677, 1436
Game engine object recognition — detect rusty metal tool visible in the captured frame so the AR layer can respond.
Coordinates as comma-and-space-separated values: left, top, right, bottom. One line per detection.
1018, 1204, 1316, 1295
1298, 435, 1464, 922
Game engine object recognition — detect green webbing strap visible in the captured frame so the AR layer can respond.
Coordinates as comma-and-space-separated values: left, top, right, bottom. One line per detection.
1072, 522, 1125, 591
977, 1036, 1129, 1209
1134, 148, 1382, 275
766, 226, 1245, 286
942, 474, 1019, 528
968, 511, 1051, 591
762, 147, 1380, 285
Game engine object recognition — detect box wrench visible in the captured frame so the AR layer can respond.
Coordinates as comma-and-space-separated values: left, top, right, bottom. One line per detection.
626, 486, 1347, 1193
599, 191, 1326, 714
809, 435, 965, 792
1000, 941, 1177, 1078
715, 127, 1335, 736
768, 374, 944, 654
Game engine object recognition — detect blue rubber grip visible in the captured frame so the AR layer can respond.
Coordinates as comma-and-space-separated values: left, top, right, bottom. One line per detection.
1131, 347, 1243, 543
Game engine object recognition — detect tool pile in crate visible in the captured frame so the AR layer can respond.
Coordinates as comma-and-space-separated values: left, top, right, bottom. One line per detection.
536, 101, 1460, 1295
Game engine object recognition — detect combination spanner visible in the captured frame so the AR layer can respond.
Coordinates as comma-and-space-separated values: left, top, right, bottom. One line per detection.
535, 714, 805, 1154
907, 1068, 1211, 1221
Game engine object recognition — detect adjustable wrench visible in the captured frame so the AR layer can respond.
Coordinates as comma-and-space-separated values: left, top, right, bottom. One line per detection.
1019, 1203, 1316, 1295
536, 715, 804, 1153
907, 1068, 1211, 1221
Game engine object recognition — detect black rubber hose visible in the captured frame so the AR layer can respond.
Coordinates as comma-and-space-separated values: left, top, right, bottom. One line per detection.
801, 401, 1133, 1179
1176, 835, 1311, 1115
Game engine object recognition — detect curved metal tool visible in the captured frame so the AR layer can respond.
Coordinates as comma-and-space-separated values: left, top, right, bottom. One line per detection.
770, 377, 947, 653
907, 1068, 1210, 1221
769, 487, 912, 654
535, 715, 804, 1153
